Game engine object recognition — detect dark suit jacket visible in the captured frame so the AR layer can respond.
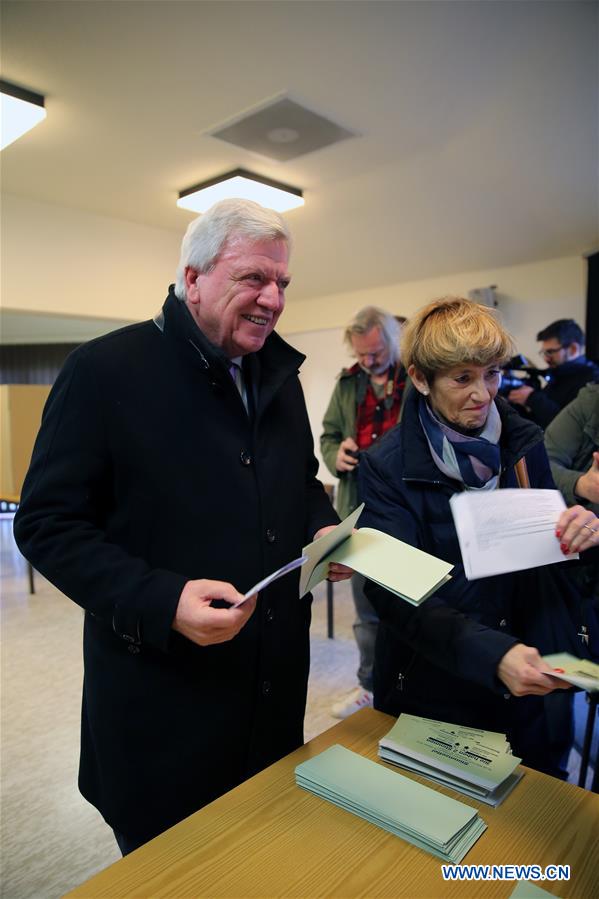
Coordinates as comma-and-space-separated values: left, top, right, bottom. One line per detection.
14, 288, 337, 839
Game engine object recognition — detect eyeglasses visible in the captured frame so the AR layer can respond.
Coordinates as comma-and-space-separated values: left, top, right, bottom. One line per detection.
539, 346, 565, 358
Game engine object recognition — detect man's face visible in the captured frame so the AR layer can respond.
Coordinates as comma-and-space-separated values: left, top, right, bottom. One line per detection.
539, 338, 571, 369
351, 327, 391, 376
185, 237, 290, 357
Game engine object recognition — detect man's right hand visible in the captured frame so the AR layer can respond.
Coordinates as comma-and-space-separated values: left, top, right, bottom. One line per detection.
172, 579, 257, 647
336, 436, 360, 473
497, 643, 572, 696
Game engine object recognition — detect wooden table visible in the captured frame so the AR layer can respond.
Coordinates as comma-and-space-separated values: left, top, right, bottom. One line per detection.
66, 709, 599, 899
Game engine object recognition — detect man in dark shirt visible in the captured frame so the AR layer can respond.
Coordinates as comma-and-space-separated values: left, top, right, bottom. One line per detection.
508, 318, 599, 428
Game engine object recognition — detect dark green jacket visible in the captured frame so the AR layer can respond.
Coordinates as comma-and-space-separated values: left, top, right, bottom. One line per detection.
320, 365, 407, 518
544, 383, 599, 515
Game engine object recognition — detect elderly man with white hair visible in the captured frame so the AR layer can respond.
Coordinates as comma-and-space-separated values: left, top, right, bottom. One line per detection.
321, 305, 408, 719
15, 199, 349, 855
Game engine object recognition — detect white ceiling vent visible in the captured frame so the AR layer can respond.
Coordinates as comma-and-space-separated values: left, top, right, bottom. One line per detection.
209, 98, 355, 162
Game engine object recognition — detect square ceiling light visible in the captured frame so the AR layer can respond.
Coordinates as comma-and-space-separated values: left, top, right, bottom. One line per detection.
177, 169, 304, 214
0, 80, 46, 151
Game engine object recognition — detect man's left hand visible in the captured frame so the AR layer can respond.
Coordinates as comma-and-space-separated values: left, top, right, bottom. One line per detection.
313, 525, 354, 581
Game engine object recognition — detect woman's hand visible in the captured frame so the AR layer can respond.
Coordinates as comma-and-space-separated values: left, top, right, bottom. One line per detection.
497, 643, 571, 696
312, 525, 354, 582
555, 504, 599, 555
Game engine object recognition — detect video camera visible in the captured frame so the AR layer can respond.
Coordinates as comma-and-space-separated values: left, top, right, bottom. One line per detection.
499, 354, 549, 397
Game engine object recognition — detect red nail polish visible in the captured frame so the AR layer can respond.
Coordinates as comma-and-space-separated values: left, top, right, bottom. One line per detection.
555, 530, 562, 539
560, 543, 568, 553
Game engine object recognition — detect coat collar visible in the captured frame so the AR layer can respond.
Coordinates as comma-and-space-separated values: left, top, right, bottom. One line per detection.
399, 388, 544, 485
158, 287, 306, 413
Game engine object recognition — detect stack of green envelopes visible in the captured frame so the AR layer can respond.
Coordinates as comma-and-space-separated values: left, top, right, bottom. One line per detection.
379, 714, 523, 807
295, 744, 486, 863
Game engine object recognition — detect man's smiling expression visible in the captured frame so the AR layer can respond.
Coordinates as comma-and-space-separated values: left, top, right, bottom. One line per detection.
185, 237, 290, 357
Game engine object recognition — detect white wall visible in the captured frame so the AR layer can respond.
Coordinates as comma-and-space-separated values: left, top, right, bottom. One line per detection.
1, 193, 181, 321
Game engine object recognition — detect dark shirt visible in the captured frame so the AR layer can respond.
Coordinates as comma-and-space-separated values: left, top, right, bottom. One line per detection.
524, 356, 599, 428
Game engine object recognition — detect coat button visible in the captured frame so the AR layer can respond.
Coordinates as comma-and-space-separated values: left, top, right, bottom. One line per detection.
240, 450, 252, 466
266, 529, 276, 543
266, 608, 274, 622
262, 680, 271, 695
503, 693, 511, 700
499, 619, 507, 628
128, 645, 140, 655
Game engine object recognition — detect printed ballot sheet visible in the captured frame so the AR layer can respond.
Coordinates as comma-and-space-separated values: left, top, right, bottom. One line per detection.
449, 488, 576, 580
379, 713, 523, 806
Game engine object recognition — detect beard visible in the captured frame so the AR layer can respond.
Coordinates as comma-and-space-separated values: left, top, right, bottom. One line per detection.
359, 360, 390, 377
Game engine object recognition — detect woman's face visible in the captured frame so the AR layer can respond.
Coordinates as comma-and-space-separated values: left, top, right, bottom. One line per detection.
410, 361, 503, 431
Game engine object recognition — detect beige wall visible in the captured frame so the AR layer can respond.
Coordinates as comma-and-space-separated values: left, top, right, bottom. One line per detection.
1, 193, 181, 322
282, 255, 586, 363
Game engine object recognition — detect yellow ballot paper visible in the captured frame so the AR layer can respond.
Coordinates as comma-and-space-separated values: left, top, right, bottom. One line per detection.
542, 653, 599, 691
300, 504, 453, 604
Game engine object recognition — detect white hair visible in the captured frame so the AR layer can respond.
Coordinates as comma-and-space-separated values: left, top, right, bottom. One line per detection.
174, 199, 292, 300
344, 306, 402, 365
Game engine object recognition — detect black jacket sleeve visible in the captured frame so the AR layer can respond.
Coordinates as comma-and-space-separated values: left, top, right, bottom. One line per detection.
13, 349, 187, 653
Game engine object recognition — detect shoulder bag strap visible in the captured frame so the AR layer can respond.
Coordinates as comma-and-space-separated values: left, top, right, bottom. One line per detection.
515, 456, 531, 489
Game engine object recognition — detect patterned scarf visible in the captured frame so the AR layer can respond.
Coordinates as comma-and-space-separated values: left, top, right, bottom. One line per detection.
418, 396, 502, 490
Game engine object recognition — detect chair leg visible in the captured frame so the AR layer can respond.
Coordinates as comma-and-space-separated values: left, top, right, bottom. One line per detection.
326, 581, 334, 639
578, 692, 598, 790
27, 561, 35, 594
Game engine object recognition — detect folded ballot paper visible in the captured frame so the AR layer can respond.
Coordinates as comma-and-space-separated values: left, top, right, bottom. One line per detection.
299, 504, 453, 605
542, 653, 599, 692
378, 714, 523, 807
295, 744, 486, 863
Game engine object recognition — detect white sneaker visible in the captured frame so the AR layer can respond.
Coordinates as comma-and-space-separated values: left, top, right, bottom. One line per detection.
331, 686, 374, 719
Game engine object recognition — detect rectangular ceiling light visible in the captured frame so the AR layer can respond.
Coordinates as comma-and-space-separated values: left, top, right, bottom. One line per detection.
0, 80, 46, 151
177, 168, 304, 214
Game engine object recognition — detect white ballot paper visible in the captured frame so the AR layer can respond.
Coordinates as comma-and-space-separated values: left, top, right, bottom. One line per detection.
232, 555, 308, 607
449, 488, 576, 580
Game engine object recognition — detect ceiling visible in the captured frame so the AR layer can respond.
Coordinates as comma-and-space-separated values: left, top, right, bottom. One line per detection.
1, 0, 598, 328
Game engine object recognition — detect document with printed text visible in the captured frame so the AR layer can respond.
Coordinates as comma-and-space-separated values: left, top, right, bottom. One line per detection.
379, 713, 523, 805
449, 488, 576, 580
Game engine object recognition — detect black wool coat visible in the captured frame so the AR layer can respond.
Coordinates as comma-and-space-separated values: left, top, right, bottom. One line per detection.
14, 289, 338, 840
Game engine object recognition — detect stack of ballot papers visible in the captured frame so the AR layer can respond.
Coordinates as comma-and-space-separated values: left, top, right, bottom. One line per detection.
295, 744, 486, 863
543, 653, 599, 691
299, 503, 454, 605
378, 714, 523, 806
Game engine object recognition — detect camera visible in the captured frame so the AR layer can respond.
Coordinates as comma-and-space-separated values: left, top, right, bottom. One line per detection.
499, 354, 548, 398
338, 448, 361, 478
